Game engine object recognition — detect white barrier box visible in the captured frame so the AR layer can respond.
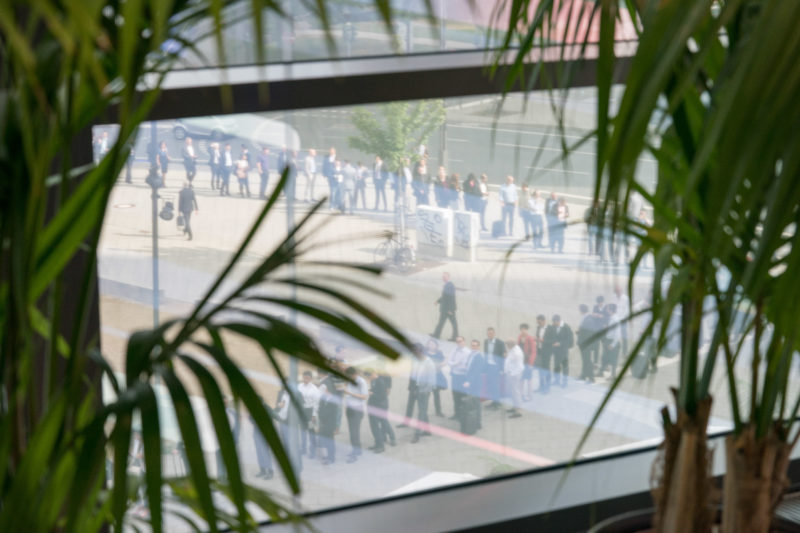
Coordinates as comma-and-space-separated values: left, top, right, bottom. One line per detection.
452, 210, 480, 262
416, 206, 453, 258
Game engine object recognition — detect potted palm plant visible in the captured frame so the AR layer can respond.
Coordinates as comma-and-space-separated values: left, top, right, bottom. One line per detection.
0, 1, 422, 531
493, 0, 800, 531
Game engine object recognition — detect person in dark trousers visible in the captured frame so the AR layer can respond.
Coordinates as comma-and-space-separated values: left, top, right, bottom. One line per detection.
426, 339, 447, 417
256, 146, 270, 199
317, 365, 344, 465
364, 369, 393, 453
431, 272, 458, 340
220, 143, 233, 196
483, 327, 506, 409
544, 314, 574, 387
409, 343, 436, 443
181, 137, 197, 182
343, 366, 368, 463
534, 314, 551, 393
459, 340, 485, 434
252, 396, 274, 479
178, 182, 198, 241
322, 147, 337, 209
577, 304, 601, 382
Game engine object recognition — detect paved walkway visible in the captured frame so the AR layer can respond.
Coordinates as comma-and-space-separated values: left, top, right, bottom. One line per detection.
99, 167, 733, 514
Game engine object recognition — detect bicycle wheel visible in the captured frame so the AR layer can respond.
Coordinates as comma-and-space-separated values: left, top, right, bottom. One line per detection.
373, 241, 390, 265
396, 246, 415, 272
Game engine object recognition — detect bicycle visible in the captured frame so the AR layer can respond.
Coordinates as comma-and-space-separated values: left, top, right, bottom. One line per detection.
374, 234, 415, 272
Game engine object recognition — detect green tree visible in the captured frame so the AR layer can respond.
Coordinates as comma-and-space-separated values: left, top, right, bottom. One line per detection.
348, 100, 446, 173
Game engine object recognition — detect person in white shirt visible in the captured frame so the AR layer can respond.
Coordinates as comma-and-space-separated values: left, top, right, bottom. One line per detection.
504, 340, 524, 418
499, 175, 519, 236
479, 174, 490, 231
304, 148, 317, 202
182, 137, 197, 183
529, 189, 546, 249
342, 160, 357, 214
447, 336, 471, 421
343, 366, 368, 463
221, 143, 233, 196
602, 304, 622, 379
298, 371, 320, 458
408, 343, 437, 443
614, 284, 631, 354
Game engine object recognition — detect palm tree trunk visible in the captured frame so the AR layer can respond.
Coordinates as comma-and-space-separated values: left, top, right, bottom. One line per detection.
651, 394, 715, 533
722, 425, 791, 533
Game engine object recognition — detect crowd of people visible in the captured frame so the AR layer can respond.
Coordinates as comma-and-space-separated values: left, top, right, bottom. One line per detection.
224, 279, 649, 476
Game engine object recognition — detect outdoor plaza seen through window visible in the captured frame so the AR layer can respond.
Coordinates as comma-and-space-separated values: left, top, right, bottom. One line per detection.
88, 1, 799, 529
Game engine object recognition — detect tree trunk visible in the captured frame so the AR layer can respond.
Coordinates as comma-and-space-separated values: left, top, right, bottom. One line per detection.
722, 425, 792, 533
651, 393, 715, 533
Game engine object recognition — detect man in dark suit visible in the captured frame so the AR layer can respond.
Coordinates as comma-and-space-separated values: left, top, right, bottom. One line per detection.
178, 181, 198, 241
483, 327, 506, 409
544, 314, 574, 388
373, 155, 388, 211
577, 304, 602, 382
459, 340, 485, 434
431, 272, 458, 340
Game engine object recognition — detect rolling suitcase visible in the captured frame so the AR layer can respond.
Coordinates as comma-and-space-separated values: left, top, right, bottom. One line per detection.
492, 220, 505, 238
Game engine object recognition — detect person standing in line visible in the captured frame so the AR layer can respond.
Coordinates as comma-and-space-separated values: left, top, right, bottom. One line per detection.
577, 304, 600, 382
447, 336, 471, 422
209, 142, 222, 190
499, 175, 518, 236
425, 339, 447, 417
585, 200, 602, 256
396, 158, 412, 212
235, 153, 251, 198
479, 174, 490, 231
220, 143, 233, 196
483, 327, 506, 409
459, 340, 485, 434
332, 159, 345, 213
545, 314, 575, 387
412, 160, 429, 207
462, 173, 481, 213
181, 137, 198, 183
276, 146, 289, 179
504, 340, 524, 418
303, 148, 317, 202
317, 365, 343, 465
431, 271, 458, 340
373, 155, 388, 211
534, 314, 551, 393
217, 396, 241, 481
252, 396, 274, 479
434, 166, 449, 208
322, 147, 337, 209
447, 174, 461, 210
156, 141, 169, 186
256, 146, 271, 199
343, 160, 357, 214
178, 181, 198, 241
601, 303, 622, 379
554, 197, 570, 253
409, 343, 436, 443
286, 150, 299, 201
298, 371, 320, 459
545, 191, 559, 251
614, 284, 631, 356
364, 369, 389, 453
121, 147, 133, 183
518, 323, 537, 401
519, 183, 533, 239
343, 367, 368, 463
530, 189, 546, 249
355, 161, 369, 209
